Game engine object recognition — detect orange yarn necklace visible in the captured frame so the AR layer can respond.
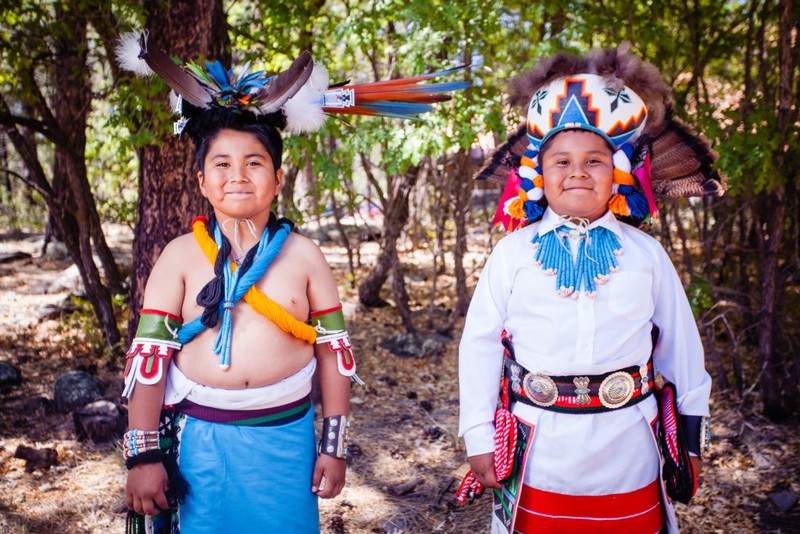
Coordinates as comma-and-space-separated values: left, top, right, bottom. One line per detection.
191, 217, 316, 344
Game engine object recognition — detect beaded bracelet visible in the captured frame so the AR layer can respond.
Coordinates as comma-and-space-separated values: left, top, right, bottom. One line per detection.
123, 429, 161, 464
318, 415, 349, 460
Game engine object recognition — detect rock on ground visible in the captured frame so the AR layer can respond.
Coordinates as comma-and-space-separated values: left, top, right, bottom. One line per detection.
53, 370, 105, 413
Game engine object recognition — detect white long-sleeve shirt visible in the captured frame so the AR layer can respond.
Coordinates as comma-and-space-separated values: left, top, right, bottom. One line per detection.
459, 208, 711, 498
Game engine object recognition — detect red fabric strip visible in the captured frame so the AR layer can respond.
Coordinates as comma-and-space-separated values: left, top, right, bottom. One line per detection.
514, 506, 662, 534
310, 303, 343, 317
517, 480, 662, 526
140, 308, 183, 322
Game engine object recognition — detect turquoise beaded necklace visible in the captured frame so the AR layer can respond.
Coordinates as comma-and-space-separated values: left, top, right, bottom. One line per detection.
530, 218, 623, 298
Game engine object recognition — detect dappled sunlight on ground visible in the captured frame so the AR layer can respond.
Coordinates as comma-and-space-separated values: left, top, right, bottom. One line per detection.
0, 229, 797, 533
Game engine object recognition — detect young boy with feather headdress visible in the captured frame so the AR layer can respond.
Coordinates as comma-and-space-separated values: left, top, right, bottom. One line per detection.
116, 31, 468, 533
457, 44, 724, 533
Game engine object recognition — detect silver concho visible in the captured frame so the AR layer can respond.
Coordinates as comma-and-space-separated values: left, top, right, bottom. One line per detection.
639, 364, 650, 396
510, 364, 523, 395
522, 373, 558, 407
573, 377, 591, 405
598, 371, 635, 409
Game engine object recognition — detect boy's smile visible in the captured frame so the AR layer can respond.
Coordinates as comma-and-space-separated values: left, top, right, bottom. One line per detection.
540, 130, 614, 222
197, 128, 283, 226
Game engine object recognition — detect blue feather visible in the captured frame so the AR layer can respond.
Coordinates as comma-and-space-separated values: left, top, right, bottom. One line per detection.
420, 65, 470, 79
360, 101, 434, 116
416, 81, 471, 94
205, 60, 233, 91
357, 81, 470, 96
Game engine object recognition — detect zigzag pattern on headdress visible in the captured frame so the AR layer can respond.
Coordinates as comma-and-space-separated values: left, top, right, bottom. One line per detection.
478, 43, 726, 231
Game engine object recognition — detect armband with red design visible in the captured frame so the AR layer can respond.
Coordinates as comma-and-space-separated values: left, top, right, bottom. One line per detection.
122, 309, 182, 398
311, 304, 364, 385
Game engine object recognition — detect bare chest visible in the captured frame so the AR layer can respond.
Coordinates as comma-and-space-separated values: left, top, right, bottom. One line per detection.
180, 251, 310, 324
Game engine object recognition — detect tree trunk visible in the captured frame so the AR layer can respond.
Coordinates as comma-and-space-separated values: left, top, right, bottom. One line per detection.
426, 157, 447, 329
671, 200, 694, 283
449, 151, 475, 322
129, 0, 229, 340
329, 188, 355, 288
279, 162, 299, 217
358, 165, 420, 317
391, 255, 415, 333
53, 4, 121, 347
758, 0, 797, 419
757, 190, 786, 419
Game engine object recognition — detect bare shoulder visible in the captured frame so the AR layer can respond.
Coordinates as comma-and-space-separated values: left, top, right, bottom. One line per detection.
158, 232, 198, 261
281, 232, 329, 270
281, 232, 340, 308
142, 232, 198, 313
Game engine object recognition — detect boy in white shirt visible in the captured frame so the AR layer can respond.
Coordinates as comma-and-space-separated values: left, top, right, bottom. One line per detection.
458, 45, 724, 533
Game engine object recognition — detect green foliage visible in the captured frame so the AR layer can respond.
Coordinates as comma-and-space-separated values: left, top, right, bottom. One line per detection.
0, 181, 47, 230
0, 0, 793, 231
227, 0, 516, 214
1, 0, 796, 240
686, 273, 715, 318
107, 76, 174, 149
58, 293, 128, 358
714, 110, 783, 196
87, 97, 139, 225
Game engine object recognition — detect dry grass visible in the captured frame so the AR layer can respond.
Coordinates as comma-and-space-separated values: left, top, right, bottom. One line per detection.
1, 231, 798, 533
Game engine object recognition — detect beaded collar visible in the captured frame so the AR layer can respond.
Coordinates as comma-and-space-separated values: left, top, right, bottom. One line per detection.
531, 209, 625, 299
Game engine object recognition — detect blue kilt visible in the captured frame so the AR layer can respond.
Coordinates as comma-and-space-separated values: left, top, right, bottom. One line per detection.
177, 405, 319, 533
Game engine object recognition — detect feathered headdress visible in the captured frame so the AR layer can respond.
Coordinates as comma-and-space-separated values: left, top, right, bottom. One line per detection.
116, 31, 470, 138
479, 43, 726, 230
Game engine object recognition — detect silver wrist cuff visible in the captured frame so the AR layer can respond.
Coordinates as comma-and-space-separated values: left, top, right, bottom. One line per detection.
319, 415, 349, 460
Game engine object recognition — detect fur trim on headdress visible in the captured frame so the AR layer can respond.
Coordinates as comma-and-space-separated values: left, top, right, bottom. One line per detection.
508, 52, 589, 109
508, 43, 671, 134
586, 43, 671, 134
480, 43, 725, 232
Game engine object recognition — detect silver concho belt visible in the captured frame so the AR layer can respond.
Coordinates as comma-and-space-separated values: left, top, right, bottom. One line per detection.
505, 357, 654, 414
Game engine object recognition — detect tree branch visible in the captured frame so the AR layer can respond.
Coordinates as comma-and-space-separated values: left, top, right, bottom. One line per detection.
359, 153, 386, 207
0, 119, 54, 201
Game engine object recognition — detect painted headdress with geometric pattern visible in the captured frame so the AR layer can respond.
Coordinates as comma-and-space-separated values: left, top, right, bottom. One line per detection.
478, 44, 726, 230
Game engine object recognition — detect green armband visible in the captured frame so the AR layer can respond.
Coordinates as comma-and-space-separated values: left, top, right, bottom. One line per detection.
310, 304, 363, 385
122, 309, 182, 398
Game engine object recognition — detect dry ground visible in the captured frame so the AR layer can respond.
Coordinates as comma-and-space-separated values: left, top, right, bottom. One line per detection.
0, 228, 798, 533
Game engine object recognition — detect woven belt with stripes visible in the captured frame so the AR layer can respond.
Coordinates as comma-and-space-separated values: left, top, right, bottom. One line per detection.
504, 357, 654, 414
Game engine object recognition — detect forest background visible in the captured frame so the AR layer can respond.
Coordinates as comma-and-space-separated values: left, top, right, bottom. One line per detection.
0, 0, 798, 532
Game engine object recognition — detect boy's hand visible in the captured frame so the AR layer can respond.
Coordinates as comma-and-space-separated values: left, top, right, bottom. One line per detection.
468, 452, 502, 489
311, 454, 346, 498
690, 456, 703, 477
126, 462, 170, 515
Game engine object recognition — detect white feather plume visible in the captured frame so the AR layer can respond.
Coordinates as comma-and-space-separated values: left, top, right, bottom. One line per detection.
116, 32, 153, 77
283, 65, 330, 133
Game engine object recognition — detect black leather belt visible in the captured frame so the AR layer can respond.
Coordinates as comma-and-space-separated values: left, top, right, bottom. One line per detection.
504, 357, 655, 414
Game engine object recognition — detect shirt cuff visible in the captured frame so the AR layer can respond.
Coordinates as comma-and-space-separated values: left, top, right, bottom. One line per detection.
462, 421, 496, 457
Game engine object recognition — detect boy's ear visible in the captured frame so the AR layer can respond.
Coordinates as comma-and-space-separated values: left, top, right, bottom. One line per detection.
197, 171, 208, 197
275, 168, 284, 189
